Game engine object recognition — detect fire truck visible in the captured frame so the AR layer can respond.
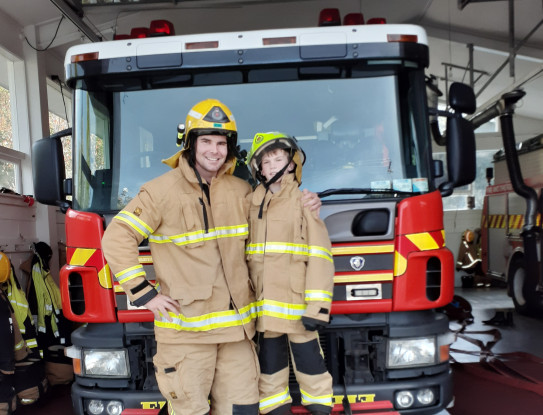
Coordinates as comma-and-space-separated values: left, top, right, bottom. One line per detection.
480, 89, 543, 315
31, 10, 477, 415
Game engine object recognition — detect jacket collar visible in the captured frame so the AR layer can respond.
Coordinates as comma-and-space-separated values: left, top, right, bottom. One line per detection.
251, 173, 296, 205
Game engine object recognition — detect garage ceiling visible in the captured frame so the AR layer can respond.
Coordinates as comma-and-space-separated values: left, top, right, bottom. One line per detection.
1, 0, 543, 121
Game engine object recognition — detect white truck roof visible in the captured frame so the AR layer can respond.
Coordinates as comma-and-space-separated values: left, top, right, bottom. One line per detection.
65, 24, 427, 66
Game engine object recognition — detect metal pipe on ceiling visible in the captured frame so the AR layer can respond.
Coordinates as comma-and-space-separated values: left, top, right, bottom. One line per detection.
50, 0, 101, 42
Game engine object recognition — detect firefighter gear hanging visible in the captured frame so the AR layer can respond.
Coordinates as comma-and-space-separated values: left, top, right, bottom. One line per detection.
25, 243, 73, 385
0, 252, 48, 413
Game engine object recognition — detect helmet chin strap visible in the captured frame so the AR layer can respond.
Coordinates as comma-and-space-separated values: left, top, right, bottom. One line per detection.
257, 158, 292, 219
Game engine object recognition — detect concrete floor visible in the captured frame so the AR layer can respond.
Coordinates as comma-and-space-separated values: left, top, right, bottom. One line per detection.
17, 286, 543, 415
437, 286, 543, 415
450, 286, 543, 363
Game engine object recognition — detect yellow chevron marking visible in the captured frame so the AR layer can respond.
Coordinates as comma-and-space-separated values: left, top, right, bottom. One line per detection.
406, 233, 439, 251
394, 252, 407, 276
70, 248, 96, 266
98, 264, 113, 289
332, 245, 394, 255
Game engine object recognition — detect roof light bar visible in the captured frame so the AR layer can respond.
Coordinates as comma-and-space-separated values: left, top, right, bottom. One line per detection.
130, 27, 150, 38
343, 13, 365, 25
367, 17, 387, 24
149, 19, 175, 36
318, 8, 341, 26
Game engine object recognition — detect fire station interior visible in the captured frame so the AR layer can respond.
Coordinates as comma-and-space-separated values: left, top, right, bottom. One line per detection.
2, 1, 543, 414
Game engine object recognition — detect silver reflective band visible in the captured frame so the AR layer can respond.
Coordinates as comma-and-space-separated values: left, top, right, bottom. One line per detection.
114, 211, 153, 238
150, 224, 248, 246
246, 242, 333, 262
260, 387, 291, 411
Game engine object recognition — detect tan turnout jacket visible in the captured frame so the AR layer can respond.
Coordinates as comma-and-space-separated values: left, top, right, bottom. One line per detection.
246, 174, 334, 333
102, 154, 256, 344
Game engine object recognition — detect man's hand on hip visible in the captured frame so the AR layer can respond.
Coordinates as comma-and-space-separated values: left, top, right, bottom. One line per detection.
145, 293, 180, 322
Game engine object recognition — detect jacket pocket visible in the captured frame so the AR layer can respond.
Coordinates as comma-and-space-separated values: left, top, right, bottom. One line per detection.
170, 284, 213, 306
289, 267, 306, 294
153, 353, 188, 403
246, 216, 265, 263
179, 199, 205, 249
292, 214, 308, 263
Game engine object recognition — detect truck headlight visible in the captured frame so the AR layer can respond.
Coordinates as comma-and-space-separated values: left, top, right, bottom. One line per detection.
82, 349, 130, 378
387, 337, 436, 368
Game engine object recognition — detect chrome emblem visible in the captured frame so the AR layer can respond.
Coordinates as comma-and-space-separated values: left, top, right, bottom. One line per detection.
350, 256, 365, 271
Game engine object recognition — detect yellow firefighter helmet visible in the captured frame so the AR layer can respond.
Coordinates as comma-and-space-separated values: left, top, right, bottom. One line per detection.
0, 251, 11, 283
247, 131, 305, 184
176, 99, 237, 152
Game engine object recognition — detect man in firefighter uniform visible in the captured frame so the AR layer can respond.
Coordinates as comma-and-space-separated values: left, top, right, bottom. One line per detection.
102, 99, 261, 415
246, 132, 334, 415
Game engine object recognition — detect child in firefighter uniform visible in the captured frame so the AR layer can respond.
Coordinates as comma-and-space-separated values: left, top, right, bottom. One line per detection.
102, 99, 260, 415
246, 132, 335, 415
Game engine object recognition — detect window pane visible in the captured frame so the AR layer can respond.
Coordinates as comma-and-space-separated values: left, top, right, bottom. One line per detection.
0, 159, 17, 191
436, 150, 495, 211
0, 84, 13, 150
49, 112, 72, 179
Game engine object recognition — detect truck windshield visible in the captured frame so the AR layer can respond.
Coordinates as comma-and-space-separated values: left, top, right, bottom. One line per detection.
72, 67, 432, 212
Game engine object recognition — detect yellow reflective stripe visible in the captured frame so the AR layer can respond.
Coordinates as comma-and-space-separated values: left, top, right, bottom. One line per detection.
14, 340, 25, 351
260, 387, 291, 411
309, 245, 334, 263
150, 224, 248, 247
155, 301, 259, 332
265, 242, 307, 255
259, 299, 306, 320
246, 242, 333, 262
26, 339, 38, 348
115, 265, 146, 284
115, 210, 153, 238
8, 298, 28, 309
300, 388, 333, 406
70, 248, 95, 266
305, 290, 333, 303
245, 243, 265, 254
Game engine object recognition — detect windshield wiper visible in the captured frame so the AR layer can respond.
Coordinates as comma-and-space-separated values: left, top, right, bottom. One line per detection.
318, 188, 417, 198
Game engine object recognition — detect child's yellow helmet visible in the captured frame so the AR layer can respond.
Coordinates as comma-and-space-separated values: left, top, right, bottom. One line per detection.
247, 131, 305, 184
0, 252, 11, 283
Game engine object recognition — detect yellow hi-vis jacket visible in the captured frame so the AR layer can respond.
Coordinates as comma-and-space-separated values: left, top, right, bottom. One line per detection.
31, 260, 62, 337
5, 270, 38, 351
246, 174, 335, 333
102, 154, 257, 344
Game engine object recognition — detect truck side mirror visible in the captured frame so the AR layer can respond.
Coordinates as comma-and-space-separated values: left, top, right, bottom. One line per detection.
32, 128, 71, 210
439, 83, 476, 195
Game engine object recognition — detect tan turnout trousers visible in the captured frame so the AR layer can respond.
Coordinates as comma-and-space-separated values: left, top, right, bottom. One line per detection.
154, 338, 260, 415
258, 331, 333, 414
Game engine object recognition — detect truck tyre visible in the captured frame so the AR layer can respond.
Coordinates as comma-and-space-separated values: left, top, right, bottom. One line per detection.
509, 256, 542, 316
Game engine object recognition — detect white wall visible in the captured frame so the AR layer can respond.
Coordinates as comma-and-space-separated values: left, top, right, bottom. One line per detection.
0, 193, 36, 289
